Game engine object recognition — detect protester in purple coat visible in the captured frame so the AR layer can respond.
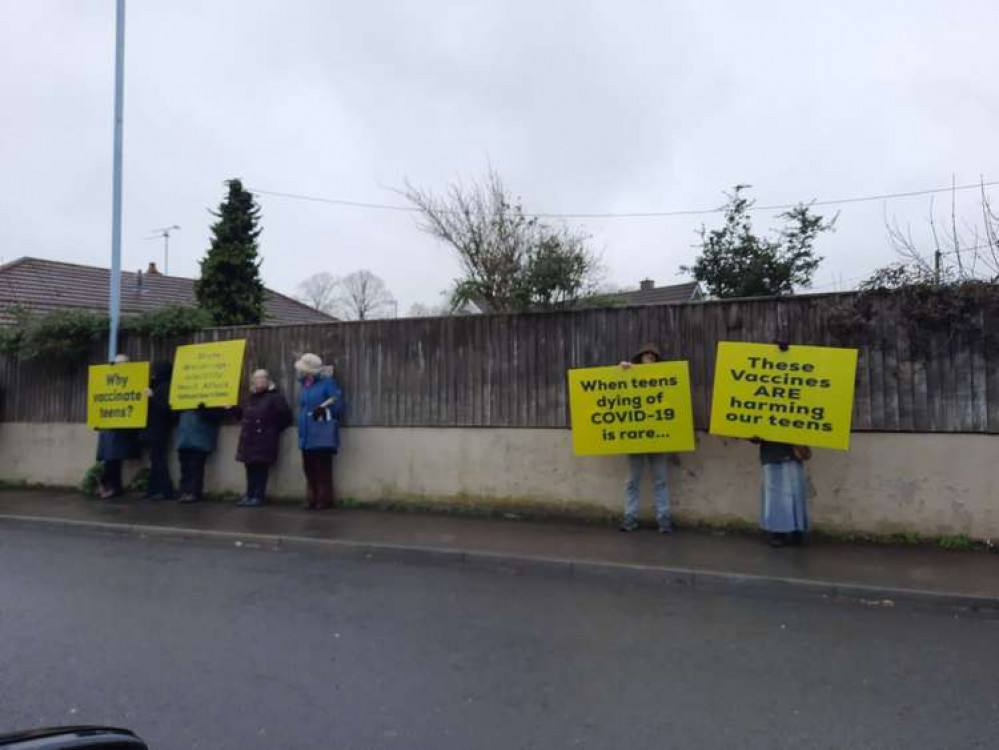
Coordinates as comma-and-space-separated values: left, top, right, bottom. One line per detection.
233, 369, 293, 507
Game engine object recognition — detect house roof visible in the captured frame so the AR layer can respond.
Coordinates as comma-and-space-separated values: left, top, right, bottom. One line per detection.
596, 280, 703, 307
0, 257, 334, 326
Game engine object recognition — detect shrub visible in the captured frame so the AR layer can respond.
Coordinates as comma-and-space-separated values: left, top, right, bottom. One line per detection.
81, 462, 104, 497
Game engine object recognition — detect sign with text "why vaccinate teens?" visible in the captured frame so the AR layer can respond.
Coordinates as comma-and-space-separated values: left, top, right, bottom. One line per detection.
169, 339, 246, 410
86, 362, 150, 429
568, 362, 695, 455
709, 342, 858, 450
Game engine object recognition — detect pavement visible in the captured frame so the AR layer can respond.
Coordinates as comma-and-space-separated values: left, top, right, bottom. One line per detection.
0, 489, 997, 614
2, 523, 998, 749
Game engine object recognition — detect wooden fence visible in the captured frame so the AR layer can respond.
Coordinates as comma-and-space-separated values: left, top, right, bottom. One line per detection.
2, 293, 997, 432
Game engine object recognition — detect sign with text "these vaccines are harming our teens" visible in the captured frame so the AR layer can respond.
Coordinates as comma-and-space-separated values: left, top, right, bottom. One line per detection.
709, 342, 859, 450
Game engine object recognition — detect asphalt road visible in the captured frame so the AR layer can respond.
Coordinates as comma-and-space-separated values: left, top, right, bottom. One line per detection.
0, 526, 996, 750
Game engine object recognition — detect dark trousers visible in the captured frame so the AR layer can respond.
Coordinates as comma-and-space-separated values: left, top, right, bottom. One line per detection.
146, 441, 173, 499
245, 463, 270, 502
179, 449, 208, 499
101, 460, 123, 495
302, 451, 334, 507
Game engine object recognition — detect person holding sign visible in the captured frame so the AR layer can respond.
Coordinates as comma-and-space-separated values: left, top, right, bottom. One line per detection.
95, 354, 142, 499
141, 361, 175, 500
617, 344, 673, 534
176, 405, 226, 503
295, 353, 342, 510
757, 440, 811, 548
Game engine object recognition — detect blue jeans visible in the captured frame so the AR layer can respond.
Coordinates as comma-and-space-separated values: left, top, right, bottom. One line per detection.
625, 453, 670, 524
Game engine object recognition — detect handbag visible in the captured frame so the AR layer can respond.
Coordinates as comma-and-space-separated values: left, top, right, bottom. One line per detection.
307, 408, 340, 451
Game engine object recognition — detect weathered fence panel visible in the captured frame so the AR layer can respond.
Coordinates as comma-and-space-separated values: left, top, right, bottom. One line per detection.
2, 293, 997, 432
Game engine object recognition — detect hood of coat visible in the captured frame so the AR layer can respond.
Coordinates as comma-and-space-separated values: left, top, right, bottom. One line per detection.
151, 360, 173, 384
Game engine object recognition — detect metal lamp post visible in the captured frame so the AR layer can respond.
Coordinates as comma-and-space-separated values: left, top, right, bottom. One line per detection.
107, 0, 126, 362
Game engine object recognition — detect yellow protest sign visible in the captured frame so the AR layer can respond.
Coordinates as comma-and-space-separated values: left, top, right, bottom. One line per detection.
169, 339, 247, 410
709, 342, 859, 450
87, 362, 150, 429
568, 361, 696, 455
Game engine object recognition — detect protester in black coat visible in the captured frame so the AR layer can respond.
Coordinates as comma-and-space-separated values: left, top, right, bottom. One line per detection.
142, 360, 174, 500
234, 369, 293, 507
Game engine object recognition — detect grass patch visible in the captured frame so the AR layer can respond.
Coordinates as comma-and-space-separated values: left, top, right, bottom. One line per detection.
938, 533, 974, 551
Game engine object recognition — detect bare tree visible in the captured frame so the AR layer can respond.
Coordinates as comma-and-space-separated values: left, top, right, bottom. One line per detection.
403, 168, 600, 312
880, 178, 999, 286
295, 271, 339, 314
335, 270, 396, 320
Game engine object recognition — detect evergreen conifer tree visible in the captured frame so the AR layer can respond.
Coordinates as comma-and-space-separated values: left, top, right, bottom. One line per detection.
195, 179, 266, 325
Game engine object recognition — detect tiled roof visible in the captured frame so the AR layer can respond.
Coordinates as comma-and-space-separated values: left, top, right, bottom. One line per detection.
0, 257, 334, 326
593, 281, 703, 307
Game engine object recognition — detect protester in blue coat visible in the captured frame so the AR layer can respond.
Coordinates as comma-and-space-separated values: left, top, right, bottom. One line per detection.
295, 353, 342, 510
96, 354, 141, 499
176, 405, 226, 503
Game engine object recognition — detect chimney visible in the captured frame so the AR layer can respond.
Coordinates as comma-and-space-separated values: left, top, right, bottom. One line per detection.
639, 278, 655, 291
135, 269, 144, 290
147, 262, 160, 275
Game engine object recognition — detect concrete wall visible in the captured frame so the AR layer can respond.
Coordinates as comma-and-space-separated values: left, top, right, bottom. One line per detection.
1, 422, 997, 539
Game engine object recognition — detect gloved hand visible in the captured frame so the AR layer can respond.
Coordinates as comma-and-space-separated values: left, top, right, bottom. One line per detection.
311, 406, 327, 421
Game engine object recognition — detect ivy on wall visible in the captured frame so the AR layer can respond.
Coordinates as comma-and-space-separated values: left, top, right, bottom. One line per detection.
0, 306, 212, 363
828, 281, 999, 357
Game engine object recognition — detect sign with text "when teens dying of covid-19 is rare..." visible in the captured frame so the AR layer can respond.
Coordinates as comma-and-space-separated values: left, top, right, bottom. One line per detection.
568, 362, 696, 455
709, 342, 859, 450
86, 361, 150, 429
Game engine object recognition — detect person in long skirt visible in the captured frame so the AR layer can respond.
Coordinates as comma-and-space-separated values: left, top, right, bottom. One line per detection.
758, 440, 810, 547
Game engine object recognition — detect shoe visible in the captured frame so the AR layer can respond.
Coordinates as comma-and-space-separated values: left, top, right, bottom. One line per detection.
619, 518, 640, 532
242, 497, 264, 507
235, 496, 251, 507
178, 494, 201, 504
658, 521, 674, 534
768, 532, 788, 548
302, 500, 318, 510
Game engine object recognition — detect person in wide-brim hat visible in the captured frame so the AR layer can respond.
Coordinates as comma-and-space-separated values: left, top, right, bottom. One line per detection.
295, 353, 324, 376
617, 343, 672, 534
630, 343, 661, 365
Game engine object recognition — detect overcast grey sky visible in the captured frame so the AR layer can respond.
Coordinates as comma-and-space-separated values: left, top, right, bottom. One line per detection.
2, 0, 998, 310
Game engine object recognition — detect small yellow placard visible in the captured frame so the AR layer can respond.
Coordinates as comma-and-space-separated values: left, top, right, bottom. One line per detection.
568, 362, 696, 455
87, 362, 150, 429
169, 339, 247, 410
709, 342, 859, 450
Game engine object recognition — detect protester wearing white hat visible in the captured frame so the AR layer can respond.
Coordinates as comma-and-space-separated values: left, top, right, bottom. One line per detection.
295, 352, 342, 510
